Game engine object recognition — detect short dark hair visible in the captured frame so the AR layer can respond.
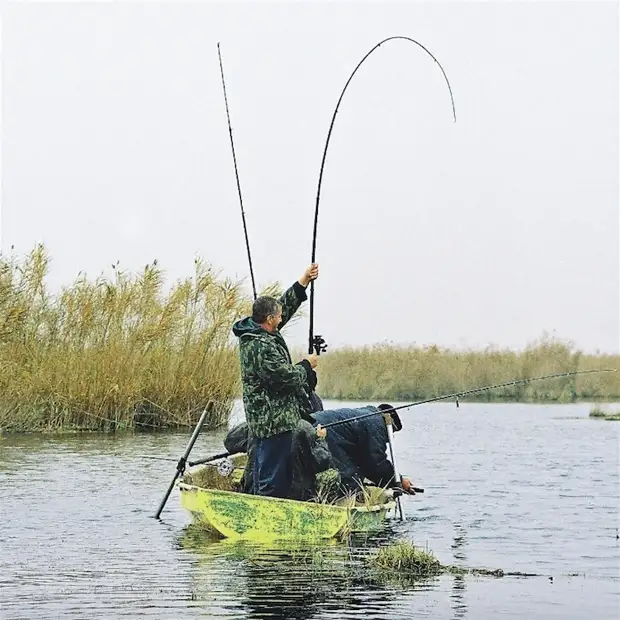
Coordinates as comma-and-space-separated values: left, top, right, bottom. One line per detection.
252, 296, 282, 323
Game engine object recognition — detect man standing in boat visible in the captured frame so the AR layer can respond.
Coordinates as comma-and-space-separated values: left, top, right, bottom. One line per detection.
232, 263, 323, 498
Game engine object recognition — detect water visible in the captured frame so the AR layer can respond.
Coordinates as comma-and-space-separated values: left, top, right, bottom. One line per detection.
1, 401, 619, 619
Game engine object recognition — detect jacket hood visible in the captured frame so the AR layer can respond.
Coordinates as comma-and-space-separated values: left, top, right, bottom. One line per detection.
232, 317, 265, 338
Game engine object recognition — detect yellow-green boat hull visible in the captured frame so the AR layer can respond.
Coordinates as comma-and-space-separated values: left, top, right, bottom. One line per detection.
178, 483, 394, 542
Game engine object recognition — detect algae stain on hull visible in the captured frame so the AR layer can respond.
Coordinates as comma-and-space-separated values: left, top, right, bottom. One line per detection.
179, 484, 392, 542
209, 497, 257, 535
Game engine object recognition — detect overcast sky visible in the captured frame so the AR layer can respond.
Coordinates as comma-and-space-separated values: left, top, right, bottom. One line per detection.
1, 0, 618, 354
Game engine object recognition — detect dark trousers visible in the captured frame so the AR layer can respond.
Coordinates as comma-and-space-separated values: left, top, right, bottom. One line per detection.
254, 431, 293, 498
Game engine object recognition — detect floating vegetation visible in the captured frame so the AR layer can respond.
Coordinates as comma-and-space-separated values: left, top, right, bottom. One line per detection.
178, 524, 546, 589
367, 540, 542, 583
370, 541, 443, 578
589, 407, 620, 421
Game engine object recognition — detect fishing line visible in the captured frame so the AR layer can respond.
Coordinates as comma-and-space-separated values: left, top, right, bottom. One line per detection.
318, 369, 618, 429
308, 35, 457, 354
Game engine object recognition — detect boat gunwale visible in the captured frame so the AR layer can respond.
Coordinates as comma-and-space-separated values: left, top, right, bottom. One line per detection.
177, 482, 395, 514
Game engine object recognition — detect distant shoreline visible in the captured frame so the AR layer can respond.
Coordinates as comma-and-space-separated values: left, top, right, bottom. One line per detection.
313, 341, 620, 403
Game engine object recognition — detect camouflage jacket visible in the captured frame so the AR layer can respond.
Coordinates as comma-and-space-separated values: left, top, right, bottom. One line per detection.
289, 419, 333, 501
232, 282, 313, 439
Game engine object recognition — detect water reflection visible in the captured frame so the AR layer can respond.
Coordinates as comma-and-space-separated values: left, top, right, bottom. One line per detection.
451, 523, 468, 620
178, 525, 439, 619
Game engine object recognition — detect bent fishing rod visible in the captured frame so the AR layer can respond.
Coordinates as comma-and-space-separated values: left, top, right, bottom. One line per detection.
317, 369, 619, 429
218, 42, 257, 300
308, 35, 457, 355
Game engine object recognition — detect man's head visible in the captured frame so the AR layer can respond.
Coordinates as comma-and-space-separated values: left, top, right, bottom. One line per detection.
378, 403, 402, 432
252, 296, 282, 332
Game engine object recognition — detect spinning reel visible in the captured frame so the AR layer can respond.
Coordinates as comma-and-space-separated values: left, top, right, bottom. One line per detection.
216, 458, 235, 478
312, 334, 328, 356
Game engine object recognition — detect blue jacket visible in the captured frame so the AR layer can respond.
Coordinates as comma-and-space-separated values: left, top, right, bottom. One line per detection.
313, 407, 396, 492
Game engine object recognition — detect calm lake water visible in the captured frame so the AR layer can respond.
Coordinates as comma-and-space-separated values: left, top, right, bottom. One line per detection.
1, 401, 619, 619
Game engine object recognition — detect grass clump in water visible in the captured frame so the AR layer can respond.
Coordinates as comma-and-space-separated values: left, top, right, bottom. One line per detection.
368, 541, 516, 585
370, 541, 443, 578
589, 406, 620, 421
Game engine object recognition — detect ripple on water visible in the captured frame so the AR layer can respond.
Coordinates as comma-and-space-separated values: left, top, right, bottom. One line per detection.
1, 402, 619, 619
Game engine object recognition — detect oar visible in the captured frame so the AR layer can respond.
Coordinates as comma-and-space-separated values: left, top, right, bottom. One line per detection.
154, 405, 211, 519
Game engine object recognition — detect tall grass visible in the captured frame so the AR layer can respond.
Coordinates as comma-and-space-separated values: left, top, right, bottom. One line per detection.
0, 245, 252, 432
3, 246, 618, 431
316, 340, 620, 402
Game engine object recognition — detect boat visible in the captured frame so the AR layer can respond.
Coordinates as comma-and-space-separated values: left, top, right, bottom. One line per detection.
177, 457, 396, 542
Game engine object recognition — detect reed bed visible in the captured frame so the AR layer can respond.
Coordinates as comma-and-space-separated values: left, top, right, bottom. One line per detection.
0, 245, 252, 432
315, 341, 620, 402
3, 245, 618, 431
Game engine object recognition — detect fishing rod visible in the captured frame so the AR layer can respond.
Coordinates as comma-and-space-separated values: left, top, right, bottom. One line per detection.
308, 35, 457, 355
318, 369, 618, 429
138, 453, 234, 465
189, 451, 237, 467
217, 42, 257, 300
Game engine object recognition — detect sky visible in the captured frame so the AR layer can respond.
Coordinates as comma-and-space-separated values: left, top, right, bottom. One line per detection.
1, 0, 618, 354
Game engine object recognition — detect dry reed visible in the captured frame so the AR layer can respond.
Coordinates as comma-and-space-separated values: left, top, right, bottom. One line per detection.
315, 339, 620, 402
0, 244, 253, 432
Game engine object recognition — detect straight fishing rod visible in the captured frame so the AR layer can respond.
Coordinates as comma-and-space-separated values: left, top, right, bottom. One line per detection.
317, 368, 618, 429
217, 42, 257, 300
138, 453, 234, 465
308, 35, 457, 354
